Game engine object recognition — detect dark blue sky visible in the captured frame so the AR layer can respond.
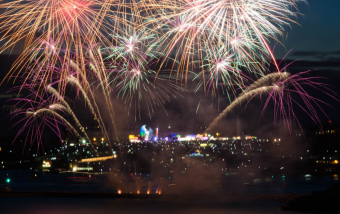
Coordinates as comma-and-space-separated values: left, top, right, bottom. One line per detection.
276, 0, 340, 61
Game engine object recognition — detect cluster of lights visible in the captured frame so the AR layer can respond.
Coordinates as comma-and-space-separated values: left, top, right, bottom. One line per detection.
42, 161, 51, 168
81, 155, 115, 163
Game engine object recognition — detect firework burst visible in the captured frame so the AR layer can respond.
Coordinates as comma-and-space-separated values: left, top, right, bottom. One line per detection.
205, 66, 336, 134
7, 84, 99, 155
152, 0, 304, 80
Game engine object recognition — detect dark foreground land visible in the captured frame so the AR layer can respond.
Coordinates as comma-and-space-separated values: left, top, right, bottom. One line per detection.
282, 181, 340, 213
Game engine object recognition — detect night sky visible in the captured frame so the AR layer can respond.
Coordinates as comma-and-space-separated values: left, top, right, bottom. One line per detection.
0, 0, 339, 139
276, 0, 340, 61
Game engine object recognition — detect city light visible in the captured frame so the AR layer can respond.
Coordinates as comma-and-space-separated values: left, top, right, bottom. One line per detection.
42, 161, 51, 168
129, 135, 140, 143
76, 167, 93, 171
81, 155, 114, 163
178, 135, 195, 141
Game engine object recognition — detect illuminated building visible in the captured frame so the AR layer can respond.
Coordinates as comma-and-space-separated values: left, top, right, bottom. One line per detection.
129, 135, 139, 143
42, 161, 51, 168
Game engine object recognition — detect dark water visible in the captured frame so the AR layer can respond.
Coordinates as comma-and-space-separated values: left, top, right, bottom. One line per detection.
1, 170, 338, 194
1, 170, 337, 213
0, 197, 302, 214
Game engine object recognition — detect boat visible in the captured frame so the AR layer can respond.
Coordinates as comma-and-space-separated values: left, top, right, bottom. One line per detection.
243, 178, 261, 186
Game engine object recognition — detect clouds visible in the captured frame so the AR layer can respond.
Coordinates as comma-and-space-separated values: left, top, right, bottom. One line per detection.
291, 50, 340, 62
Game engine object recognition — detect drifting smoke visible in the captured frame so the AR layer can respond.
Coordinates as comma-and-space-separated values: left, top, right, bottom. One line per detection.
205, 85, 280, 133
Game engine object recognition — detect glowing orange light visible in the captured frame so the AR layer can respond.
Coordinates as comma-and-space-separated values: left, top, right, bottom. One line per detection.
81, 155, 114, 163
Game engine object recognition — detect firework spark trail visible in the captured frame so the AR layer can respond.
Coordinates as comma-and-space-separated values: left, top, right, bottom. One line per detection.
64, 76, 96, 117
196, 97, 202, 114
205, 67, 338, 135
88, 50, 119, 141
265, 71, 337, 134
110, 58, 185, 120
66, 75, 111, 146
193, 45, 249, 101
205, 85, 279, 133
46, 85, 85, 130
151, 0, 304, 81
0, 0, 141, 90
239, 71, 291, 96
69, 60, 113, 144
9, 72, 104, 156
0, 0, 132, 56
46, 85, 100, 154
105, 26, 157, 66
15, 112, 54, 155
27, 108, 98, 155
27, 109, 80, 136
